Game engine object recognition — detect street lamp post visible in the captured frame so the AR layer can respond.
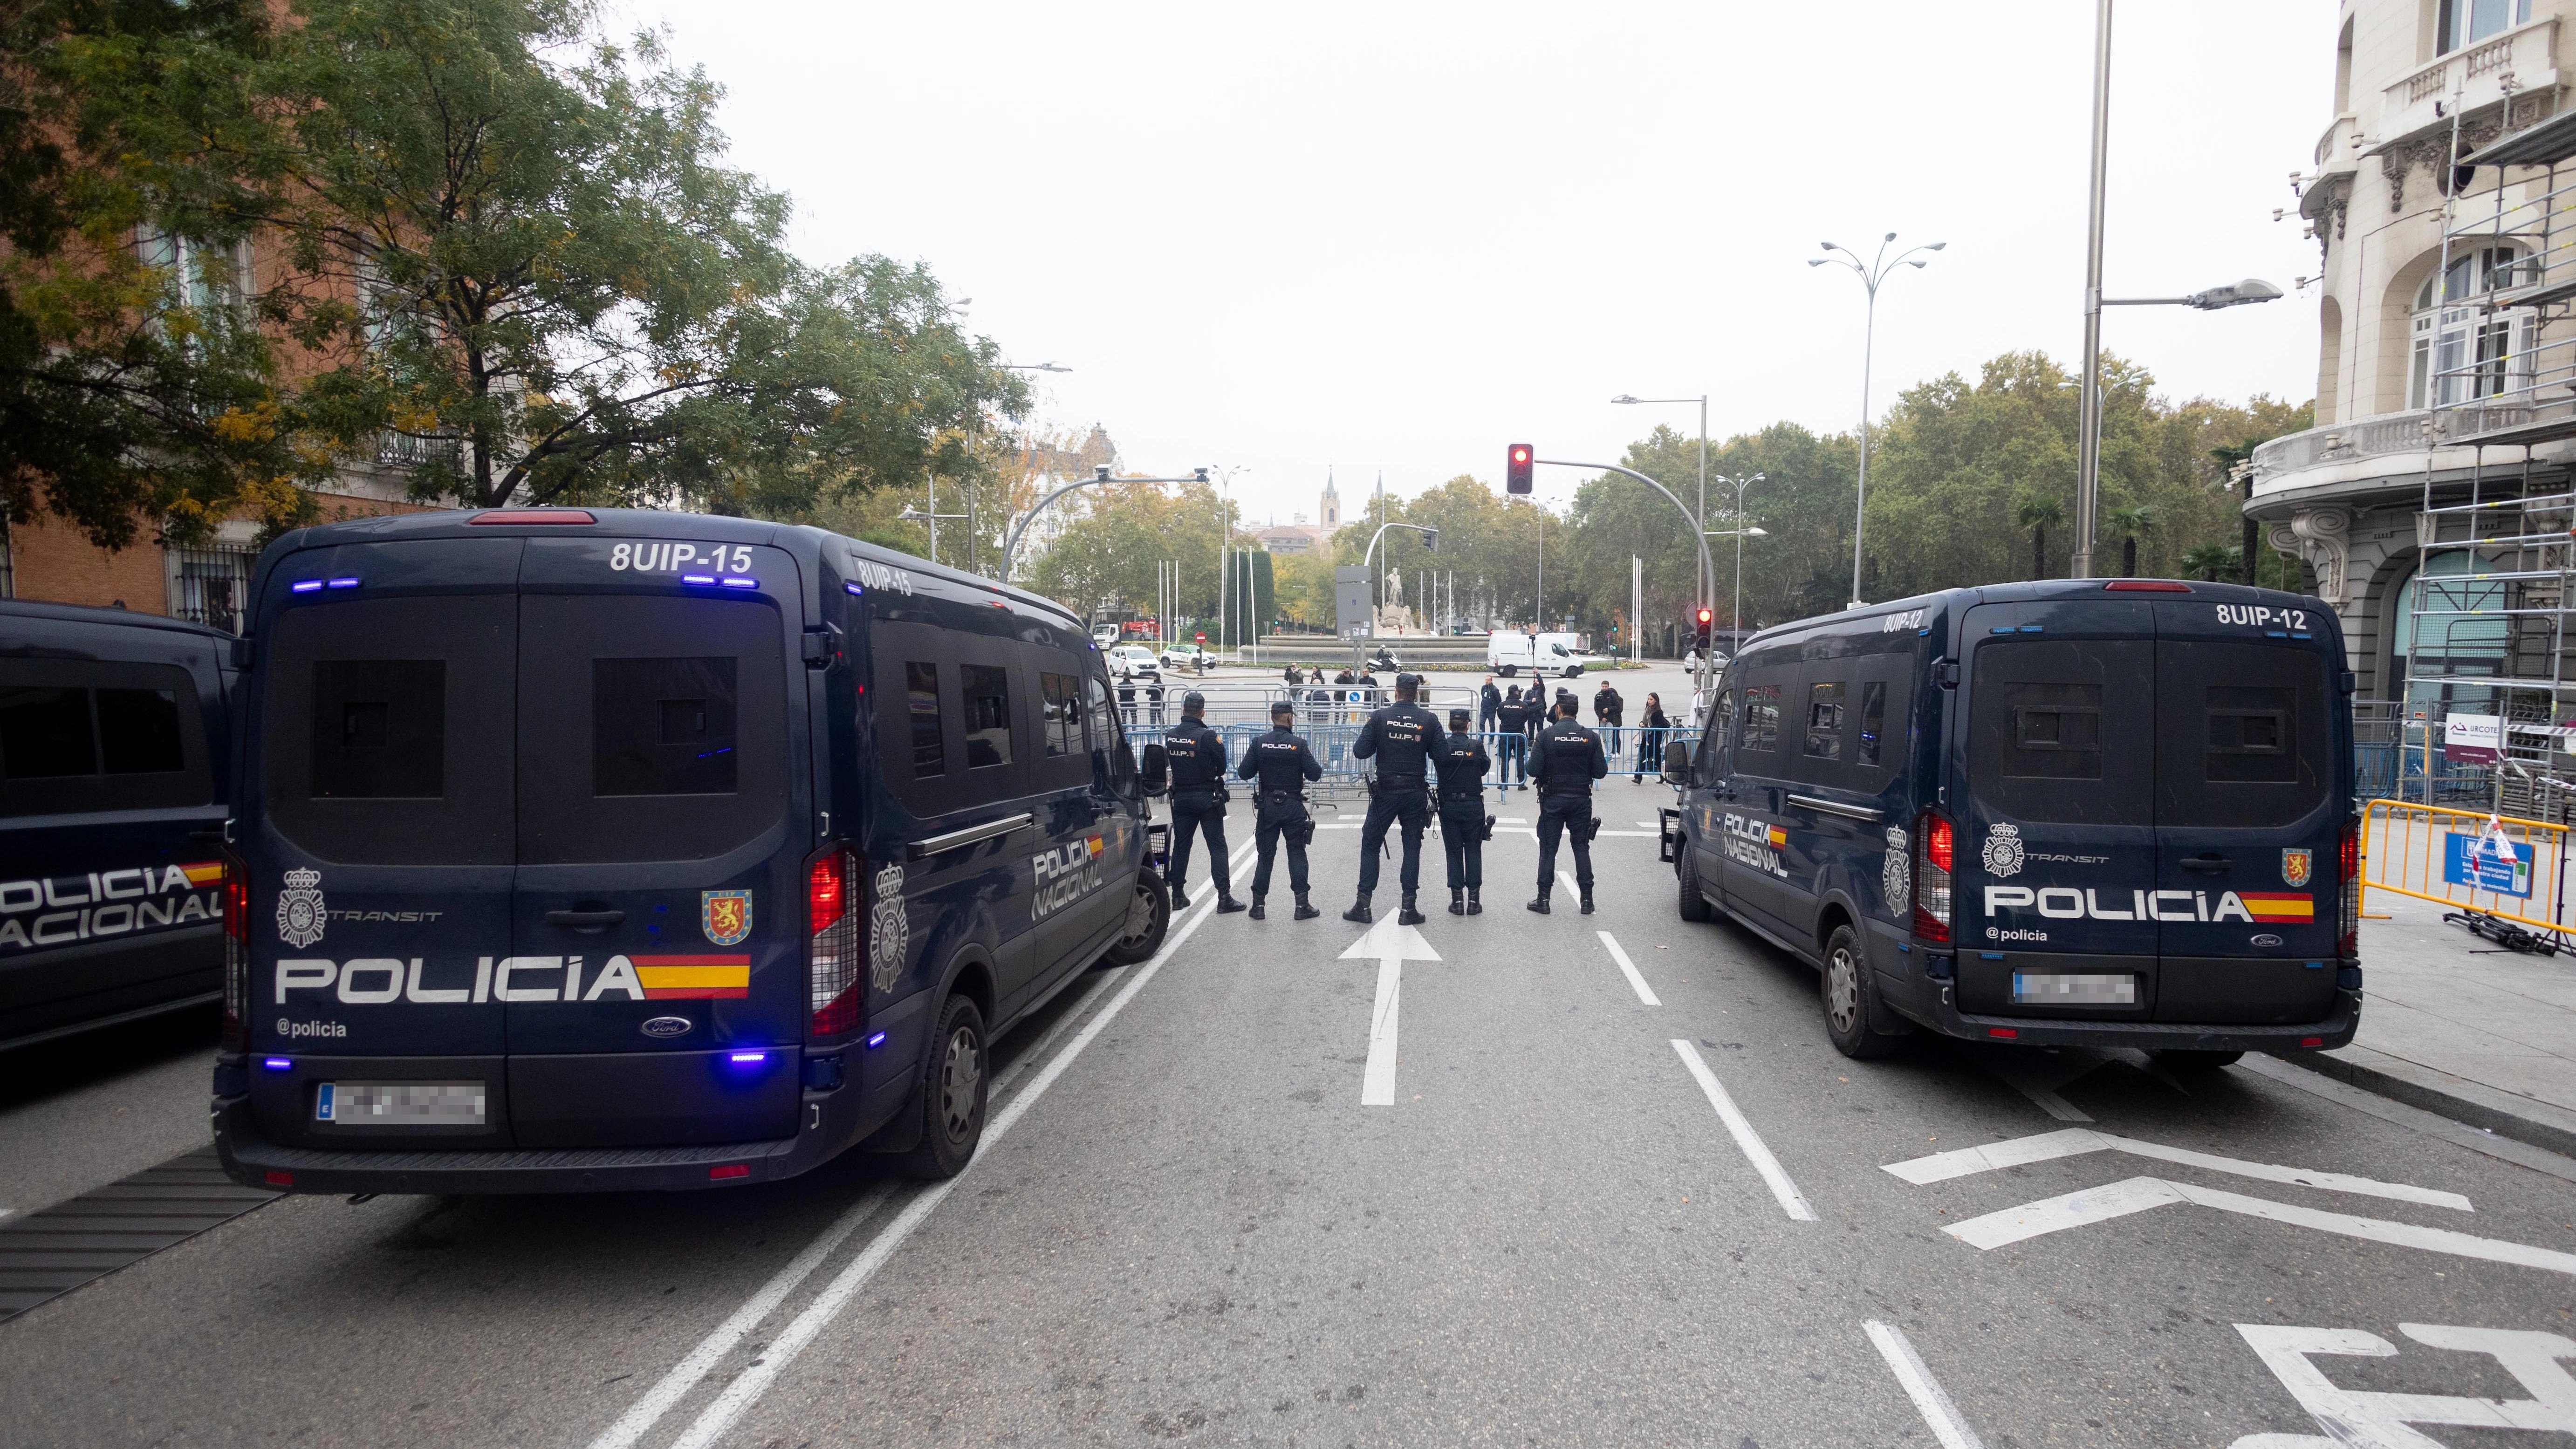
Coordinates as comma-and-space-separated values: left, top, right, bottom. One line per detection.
1611, 394, 1708, 617
1001, 466, 1209, 583
980, 362, 1071, 577
1811, 234, 1945, 608
1710, 469, 1765, 648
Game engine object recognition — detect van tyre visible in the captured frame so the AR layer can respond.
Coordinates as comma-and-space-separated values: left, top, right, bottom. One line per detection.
1822, 923, 1904, 1060
1102, 867, 1171, 966
1675, 845, 1715, 923
901, 995, 989, 1179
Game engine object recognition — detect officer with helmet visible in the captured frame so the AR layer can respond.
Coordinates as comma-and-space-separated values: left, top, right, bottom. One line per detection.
1529, 694, 1608, 914
1434, 705, 1491, 914
1344, 671, 1444, 925
1164, 691, 1246, 915
1237, 698, 1324, 919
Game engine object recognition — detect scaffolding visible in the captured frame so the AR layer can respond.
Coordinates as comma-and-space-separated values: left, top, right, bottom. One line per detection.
2408, 92, 2576, 818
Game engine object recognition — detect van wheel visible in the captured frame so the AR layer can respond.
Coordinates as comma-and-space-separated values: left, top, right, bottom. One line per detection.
1676, 843, 1714, 923
1497, 665, 1516, 678
1822, 924, 1904, 1060
1101, 866, 1171, 965
900, 995, 988, 1179
2157, 1049, 2245, 1070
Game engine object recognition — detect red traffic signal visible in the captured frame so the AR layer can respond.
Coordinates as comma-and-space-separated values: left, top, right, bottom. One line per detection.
1696, 607, 1713, 627
1506, 444, 1534, 494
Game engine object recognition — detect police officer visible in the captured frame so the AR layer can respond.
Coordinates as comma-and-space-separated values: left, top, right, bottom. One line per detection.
1529, 696, 1608, 915
1164, 692, 1246, 915
1237, 698, 1324, 920
1434, 706, 1491, 915
1345, 671, 1444, 925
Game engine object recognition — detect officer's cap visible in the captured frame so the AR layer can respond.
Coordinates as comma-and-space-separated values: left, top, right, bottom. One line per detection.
1448, 707, 1470, 726
1271, 698, 1295, 718
1182, 690, 1206, 713
1395, 671, 1421, 690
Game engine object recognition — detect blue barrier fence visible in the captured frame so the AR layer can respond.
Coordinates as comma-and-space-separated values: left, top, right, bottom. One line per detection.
1126, 715, 1702, 809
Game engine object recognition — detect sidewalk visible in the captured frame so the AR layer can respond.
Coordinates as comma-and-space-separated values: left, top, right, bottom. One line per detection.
2280, 886, 2576, 1158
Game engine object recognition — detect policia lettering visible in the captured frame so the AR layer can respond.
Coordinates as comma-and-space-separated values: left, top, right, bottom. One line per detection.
1238, 700, 1325, 920
1346, 674, 1446, 925
1435, 707, 1492, 915
1529, 695, 1608, 914
1163, 693, 1246, 914
275, 952, 750, 1005
0, 861, 223, 952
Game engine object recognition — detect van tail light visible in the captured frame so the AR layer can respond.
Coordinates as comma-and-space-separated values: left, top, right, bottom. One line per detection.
1913, 811, 1954, 943
808, 846, 864, 1039
2338, 815, 2361, 960
220, 848, 250, 1052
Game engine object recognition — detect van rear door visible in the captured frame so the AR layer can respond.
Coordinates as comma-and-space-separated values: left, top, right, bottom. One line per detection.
1955, 601, 2161, 1019
2148, 609, 2341, 1023
502, 539, 803, 1148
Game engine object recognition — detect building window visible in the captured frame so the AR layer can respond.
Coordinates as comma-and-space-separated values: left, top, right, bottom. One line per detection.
2439, 0, 2531, 54
2388, 552, 2508, 710
2409, 248, 2535, 409
136, 231, 250, 315
168, 544, 257, 635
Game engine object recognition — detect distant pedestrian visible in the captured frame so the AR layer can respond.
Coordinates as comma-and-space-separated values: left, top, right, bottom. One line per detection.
1632, 692, 1671, 781
1478, 676, 1501, 734
1593, 680, 1623, 759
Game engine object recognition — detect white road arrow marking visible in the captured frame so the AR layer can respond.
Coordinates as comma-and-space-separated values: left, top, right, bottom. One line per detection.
1884, 1128, 2473, 1210
1341, 917, 1440, 1106
2229, 1322, 2576, 1447
1944, 1176, 2576, 1276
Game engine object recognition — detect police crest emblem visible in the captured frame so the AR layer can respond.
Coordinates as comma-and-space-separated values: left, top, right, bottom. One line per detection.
2281, 848, 2313, 888
275, 868, 325, 949
1981, 822, 2025, 879
1883, 827, 1910, 910
701, 889, 753, 946
869, 862, 908, 995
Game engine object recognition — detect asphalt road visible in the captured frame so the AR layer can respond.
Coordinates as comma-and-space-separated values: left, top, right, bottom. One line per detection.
4, 781, 2574, 1448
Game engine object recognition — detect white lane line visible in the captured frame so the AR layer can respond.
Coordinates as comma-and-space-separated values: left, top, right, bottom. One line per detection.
585, 1182, 897, 1449
1597, 931, 1659, 1006
1361, 959, 1402, 1106
1864, 1320, 1985, 1449
1558, 870, 1580, 901
610, 847, 1249, 1449
1883, 1127, 2473, 1210
1669, 1039, 1818, 1221
1945, 1176, 2576, 1276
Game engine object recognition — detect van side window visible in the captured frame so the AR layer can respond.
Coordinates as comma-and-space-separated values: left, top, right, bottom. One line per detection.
313, 661, 447, 798
1, 663, 210, 818
1, 687, 96, 777
1040, 672, 1084, 758
1856, 680, 1890, 767
96, 689, 185, 774
904, 663, 945, 778
961, 664, 1013, 769
1740, 683, 1782, 755
1693, 688, 1732, 784
592, 658, 737, 797
1802, 681, 1845, 761
1086, 673, 1130, 789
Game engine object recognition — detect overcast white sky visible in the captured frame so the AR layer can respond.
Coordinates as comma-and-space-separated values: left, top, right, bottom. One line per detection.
637, 0, 2335, 528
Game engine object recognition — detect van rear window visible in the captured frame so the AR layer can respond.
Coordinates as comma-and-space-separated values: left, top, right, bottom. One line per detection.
1968, 640, 2153, 826
593, 657, 737, 796
2155, 643, 2329, 828
311, 661, 445, 798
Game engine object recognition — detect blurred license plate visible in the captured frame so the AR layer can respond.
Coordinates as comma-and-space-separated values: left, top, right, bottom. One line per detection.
315, 1081, 487, 1125
2012, 972, 2137, 1005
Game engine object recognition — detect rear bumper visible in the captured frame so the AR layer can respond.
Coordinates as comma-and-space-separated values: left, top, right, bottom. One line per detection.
211, 1066, 902, 1194
1909, 982, 2362, 1052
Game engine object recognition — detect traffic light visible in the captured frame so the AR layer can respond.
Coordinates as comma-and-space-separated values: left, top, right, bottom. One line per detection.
1506, 444, 1533, 494
1422, 527, 1439, 552
1693, 607, 1713, 657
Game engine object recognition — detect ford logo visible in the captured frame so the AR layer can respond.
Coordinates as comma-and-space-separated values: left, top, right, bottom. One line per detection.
640, 1016, 693, 1039
2250, 933, 2283, 948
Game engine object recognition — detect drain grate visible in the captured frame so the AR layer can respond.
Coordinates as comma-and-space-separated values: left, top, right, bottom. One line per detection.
0, 1146, 280, 1323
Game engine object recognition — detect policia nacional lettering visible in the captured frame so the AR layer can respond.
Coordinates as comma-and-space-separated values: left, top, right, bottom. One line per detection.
0, 861, 223, 952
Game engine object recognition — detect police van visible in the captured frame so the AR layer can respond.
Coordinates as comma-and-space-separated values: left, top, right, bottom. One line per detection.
1, 601, 235, 1051
1662, 579, 2359, 1064
213, 508, 1171, 1193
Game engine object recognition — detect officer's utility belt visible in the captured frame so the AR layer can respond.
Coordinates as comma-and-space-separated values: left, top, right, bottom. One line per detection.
1366, 774, 1427, 798
1256, 788, 1309, 823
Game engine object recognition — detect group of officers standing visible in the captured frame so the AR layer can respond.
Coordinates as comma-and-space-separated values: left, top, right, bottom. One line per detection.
1155, 672, 1609, 929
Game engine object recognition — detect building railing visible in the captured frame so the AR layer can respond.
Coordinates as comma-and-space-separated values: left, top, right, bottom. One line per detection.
2251, 405, 2538, 486
2378, 17, 2559, 143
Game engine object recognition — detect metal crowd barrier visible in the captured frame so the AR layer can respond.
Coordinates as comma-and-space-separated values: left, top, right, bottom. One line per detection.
1125, 715, 1699, 811
2360, 798, 2572, 935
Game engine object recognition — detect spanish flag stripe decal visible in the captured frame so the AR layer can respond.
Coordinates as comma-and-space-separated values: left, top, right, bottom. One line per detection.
2237, 893, 2314, 920
633, 954, 751, 1000
180, 861, 224, 886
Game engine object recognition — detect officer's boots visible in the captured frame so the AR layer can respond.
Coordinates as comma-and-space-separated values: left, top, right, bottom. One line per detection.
1217, 891, 1248, 915
1447, 888, 1466, 916
1527, 884, 1551, 914
1171, 880, 1190, 909
1580, 887, 1596, 915
1293, 890, 1320, 921
1247, 896, 1266, 920
1343, 892, 1372, 924
1466, 888, 1482, 915
1397, 894, 1425, 926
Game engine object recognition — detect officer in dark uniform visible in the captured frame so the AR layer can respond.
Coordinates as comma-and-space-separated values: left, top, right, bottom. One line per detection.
1528, 696, 1608, 915
1344, 672, 1444, 925
1434, 705, 1491, 915
1237, 698, 1324, 920
1163, 692, 1246, 915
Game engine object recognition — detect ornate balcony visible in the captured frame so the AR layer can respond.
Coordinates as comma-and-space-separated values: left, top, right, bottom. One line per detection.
2377, 18, 2560, 149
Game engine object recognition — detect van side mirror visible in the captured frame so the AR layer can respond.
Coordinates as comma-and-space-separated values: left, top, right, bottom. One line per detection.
1663, 739, 1692, 786
1139, 742, 1170, 797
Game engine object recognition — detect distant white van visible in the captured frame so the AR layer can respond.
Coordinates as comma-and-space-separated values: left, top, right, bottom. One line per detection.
1488, 631, 1598, 678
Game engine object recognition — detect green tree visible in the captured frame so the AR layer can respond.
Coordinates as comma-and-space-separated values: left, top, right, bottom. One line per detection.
2104, 501, 2157, 578
2014, 496, 2067, 581
2181, 543, 2237, 581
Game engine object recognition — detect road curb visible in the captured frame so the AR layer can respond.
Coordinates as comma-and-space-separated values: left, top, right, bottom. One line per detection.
2273, 1048, 2576, 1160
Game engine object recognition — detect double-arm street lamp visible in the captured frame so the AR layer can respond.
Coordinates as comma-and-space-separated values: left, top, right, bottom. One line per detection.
1525, 455, 1719, 693
1708, 469, 1765, 651
1001, 465, 1209, 584
1610, 394, 1708, 616
1811, 234, 1944, 610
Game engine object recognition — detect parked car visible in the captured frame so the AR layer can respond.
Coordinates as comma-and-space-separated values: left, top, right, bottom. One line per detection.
1108, 644, 1162, 682
1159, 644, 1208, 671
